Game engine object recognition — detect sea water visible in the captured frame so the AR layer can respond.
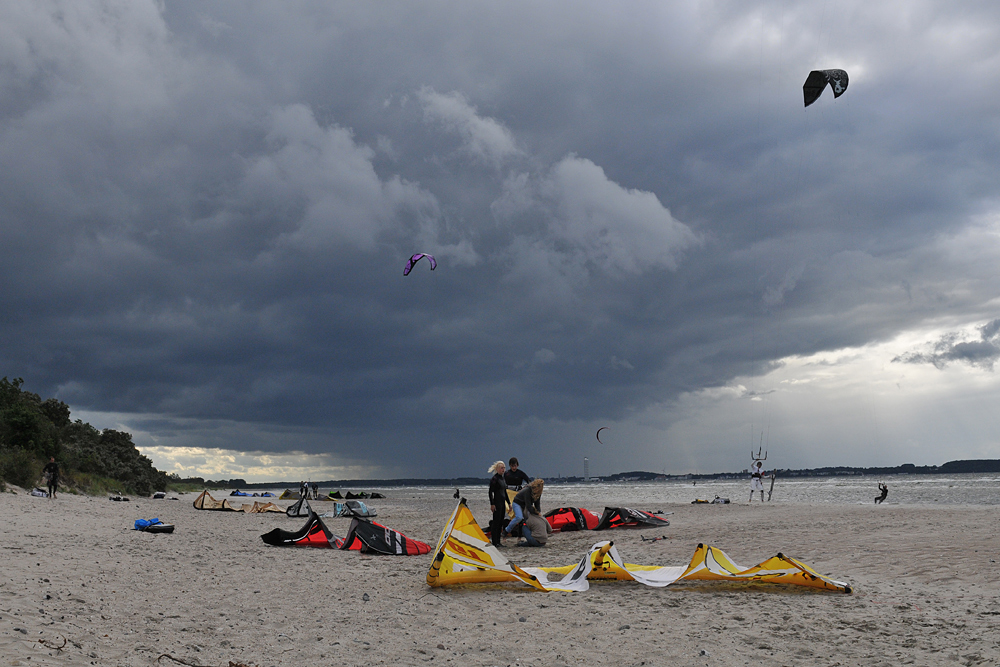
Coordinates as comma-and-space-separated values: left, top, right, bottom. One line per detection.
261, 473, 1000, 507
534, 474, 1000, 507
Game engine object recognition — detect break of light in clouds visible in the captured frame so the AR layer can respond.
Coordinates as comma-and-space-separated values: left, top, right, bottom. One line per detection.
3, 1, 1000, 481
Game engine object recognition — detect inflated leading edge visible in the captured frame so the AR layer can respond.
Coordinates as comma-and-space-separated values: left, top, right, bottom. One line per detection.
427, 500, 851, 593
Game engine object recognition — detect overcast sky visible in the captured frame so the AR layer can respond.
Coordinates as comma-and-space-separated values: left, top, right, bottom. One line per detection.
3, 1, 1000, 481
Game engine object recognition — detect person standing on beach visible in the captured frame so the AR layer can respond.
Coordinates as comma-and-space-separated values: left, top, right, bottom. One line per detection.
504, 457, 531, 490
42, 457, 59, 499
487, 461, 510, 547
748, 460, 766, 503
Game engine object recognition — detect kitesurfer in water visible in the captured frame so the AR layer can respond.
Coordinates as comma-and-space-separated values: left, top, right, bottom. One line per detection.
42, 457, 59, 499
487, 461, 510, 548
749, 460, 766, 503
505, 478, 544, 541
875, 482, 888, 504
504, 457, 531, 490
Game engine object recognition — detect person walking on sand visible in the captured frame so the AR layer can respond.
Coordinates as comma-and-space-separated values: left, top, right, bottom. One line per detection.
748, 460, 766, 503
42, 457, 59, 499
487, 461, 510, 548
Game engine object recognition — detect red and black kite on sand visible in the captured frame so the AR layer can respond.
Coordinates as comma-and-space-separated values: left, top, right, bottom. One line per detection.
261, 514, 430, 556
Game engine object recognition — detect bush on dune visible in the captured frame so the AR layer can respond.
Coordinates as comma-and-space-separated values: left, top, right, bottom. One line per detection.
0, 447, 43, 489
0, 377, 169, 495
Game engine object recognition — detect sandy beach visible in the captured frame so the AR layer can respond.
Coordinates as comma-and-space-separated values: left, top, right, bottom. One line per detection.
2, 487, 999, 667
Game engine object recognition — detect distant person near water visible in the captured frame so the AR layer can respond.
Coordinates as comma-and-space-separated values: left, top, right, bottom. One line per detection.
504, 457, 531, 490
487, 461, 510, 548
311, 482, 319, 499
42, 457, 59, 499
875, 483, 888, 504
749, 460, 766, 503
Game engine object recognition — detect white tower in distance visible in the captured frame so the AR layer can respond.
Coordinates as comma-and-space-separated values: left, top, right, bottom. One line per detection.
583, 457, 590, 482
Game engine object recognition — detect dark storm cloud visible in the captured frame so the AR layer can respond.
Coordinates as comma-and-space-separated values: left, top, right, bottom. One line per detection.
3, 1, 1000, 477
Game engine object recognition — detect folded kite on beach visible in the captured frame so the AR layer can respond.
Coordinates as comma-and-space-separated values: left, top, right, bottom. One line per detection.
543, 506, 668, 532
544, 507, 601, 532
192, 491, 285, 513
279, 489, 336, 500
278, 489, 385, 500
428, 500, 851, 593
261, 512, 337, 547
285, 497, 313, 517
594, 507, 670, 530
261, 513, 430, 555
337, 516, 430, 555
241, 501, 285, 514
193, 490, 240, 511
286, 497, 376, 518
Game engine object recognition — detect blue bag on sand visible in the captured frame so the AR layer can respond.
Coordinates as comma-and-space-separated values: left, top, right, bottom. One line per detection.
134, 518, 162, 530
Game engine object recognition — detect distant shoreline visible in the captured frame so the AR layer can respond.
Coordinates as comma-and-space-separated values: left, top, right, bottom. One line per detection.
216, 458, 1000, 489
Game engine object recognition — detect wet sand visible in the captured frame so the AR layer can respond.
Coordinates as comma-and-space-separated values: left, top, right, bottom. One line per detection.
2, 487, 999, 666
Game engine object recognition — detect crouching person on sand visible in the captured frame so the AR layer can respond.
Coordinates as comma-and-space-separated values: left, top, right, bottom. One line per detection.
519, 511, 553, 547
506, 478, 544, 541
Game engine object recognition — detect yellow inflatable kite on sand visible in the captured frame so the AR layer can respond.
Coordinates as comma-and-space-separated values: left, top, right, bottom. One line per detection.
427, 500, 851, 593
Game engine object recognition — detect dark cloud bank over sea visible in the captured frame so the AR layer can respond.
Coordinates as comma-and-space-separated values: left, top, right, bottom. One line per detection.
3, 2, 1000, 481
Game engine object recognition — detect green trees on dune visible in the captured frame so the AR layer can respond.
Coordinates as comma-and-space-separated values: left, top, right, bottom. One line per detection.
0, 377, 168, 495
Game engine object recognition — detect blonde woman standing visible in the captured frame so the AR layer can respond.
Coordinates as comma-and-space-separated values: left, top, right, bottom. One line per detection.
487, 461, 509, 547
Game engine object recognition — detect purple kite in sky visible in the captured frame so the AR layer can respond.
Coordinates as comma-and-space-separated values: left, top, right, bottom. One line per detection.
403, 253, 437, 276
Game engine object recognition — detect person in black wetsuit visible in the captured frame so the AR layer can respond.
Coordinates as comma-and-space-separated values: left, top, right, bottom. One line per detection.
504, 457, 531, 490
875, 483, 888, 504
42, 457, 59, 499
487, 461, 510, 547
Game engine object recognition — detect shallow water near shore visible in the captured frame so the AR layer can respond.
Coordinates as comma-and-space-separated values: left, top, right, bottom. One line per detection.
277, 472, 1000, 508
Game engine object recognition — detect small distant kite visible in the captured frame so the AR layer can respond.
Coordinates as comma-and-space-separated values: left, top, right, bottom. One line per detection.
803, 69, 849, 107
403, 253, 437, 276
596, 427, 609, 444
